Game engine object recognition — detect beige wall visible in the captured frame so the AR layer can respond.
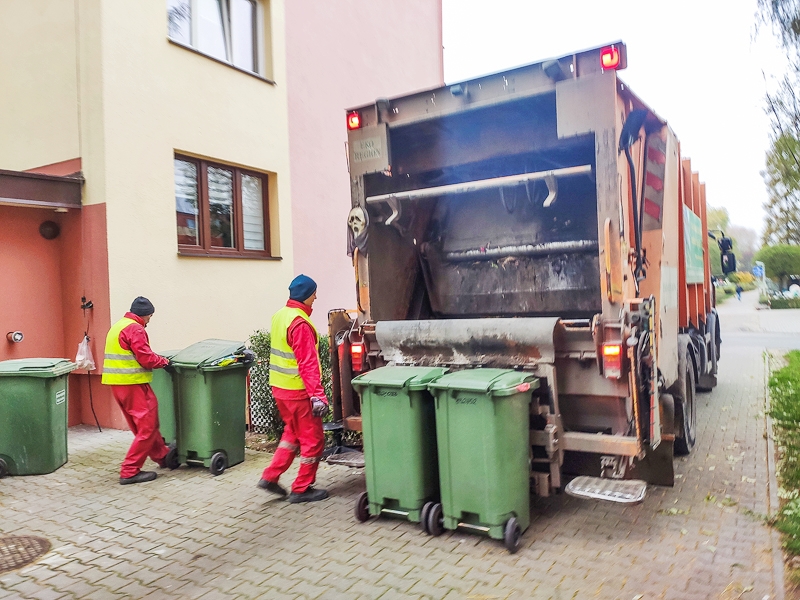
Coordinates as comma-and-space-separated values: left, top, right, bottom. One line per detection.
285, 0, 444, 327
62, 0, 291, 350
0, 1, 80, 170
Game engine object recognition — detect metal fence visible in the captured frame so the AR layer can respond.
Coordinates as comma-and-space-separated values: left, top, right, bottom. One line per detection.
246, 332, 335, 440
247, 360, 284, 438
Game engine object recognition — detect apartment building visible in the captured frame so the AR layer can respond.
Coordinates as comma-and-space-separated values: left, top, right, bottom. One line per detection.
0, 0, 442, 429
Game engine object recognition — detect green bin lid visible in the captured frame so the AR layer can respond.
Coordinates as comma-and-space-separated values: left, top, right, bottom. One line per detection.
156, 349, 181, 360
171, 339, 246, 369
0, 358, 77, 378
427, 368, 538, 397
352, 365, 449, 391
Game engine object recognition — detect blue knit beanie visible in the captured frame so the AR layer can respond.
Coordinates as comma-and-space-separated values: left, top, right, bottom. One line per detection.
289, 274, 317, 302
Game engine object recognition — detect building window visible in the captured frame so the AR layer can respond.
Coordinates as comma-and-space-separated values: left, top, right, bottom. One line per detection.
174, 155, 270, 257
167, 0, 259, 75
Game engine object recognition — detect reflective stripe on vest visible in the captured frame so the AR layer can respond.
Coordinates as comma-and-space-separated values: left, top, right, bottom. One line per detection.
101, 317, 153, 385
269, 306, 319, 390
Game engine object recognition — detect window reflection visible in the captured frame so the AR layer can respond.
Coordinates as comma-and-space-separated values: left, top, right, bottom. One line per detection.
175, 159, 199, 246
241, 174, 264, 250
231, 0, 256, 72
207, 167, 235, 248
167, 0, 191, 45
197, 0, 228, 62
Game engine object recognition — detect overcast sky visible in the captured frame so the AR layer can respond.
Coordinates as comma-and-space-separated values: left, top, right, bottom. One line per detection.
442, 0, 788, 237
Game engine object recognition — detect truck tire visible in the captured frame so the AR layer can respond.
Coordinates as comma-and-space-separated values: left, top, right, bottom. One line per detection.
697, 311, 718, 392
672, 338, 696, 456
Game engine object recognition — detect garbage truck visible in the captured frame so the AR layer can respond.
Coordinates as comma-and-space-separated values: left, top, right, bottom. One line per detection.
329, 42, 734, 501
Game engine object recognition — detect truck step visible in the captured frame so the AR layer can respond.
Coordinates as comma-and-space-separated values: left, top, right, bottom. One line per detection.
564, 476, 646, 504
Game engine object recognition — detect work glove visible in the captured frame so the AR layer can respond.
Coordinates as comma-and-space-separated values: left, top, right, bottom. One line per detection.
310, 396, 329, 418
241, 349, 256, 364
164, 359, 176, 375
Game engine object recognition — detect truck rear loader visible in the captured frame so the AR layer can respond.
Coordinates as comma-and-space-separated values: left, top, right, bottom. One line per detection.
329, 42, 734, 506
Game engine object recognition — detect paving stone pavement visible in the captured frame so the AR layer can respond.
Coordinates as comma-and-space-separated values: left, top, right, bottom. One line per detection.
0, 292, 788, 599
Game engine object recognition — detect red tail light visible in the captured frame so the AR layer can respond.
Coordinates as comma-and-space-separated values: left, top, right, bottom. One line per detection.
350, 342, 364, 372
347, 111, 361, 130
602, 343, 623, 378
600, 45, 621, 70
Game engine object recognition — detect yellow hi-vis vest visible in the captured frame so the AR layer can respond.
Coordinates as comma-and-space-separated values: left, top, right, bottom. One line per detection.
269, 306, 319, 390
101, 317, 154, 385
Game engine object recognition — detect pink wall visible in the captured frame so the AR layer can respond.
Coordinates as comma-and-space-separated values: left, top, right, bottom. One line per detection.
285, 0, 444, 326
0, 202, 120, 428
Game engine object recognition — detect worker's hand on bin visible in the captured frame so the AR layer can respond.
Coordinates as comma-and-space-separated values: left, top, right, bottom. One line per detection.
241, 349, 255, 364
311, 396, 329, 418
164, 359, 176, 374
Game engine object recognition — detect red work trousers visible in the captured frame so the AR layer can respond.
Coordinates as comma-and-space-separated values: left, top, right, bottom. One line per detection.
111, 384, 169, 479
262, 396, 324, 493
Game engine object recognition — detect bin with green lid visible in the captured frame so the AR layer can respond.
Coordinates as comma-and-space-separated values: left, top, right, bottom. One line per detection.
171, 339, 253, 475
351, 366, 448, 526
152, 350, 180, 445
425, 368, 538, 553
0, 358, 77, 477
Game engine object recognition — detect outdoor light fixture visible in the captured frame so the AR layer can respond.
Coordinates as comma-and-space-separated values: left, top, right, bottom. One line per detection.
6, 331, 23, 343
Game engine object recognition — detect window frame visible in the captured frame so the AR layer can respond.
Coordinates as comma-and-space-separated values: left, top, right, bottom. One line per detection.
175, 154, 272, 259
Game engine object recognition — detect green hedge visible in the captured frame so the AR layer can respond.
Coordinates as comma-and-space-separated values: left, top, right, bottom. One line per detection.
769, 351, 800, 554
770, 298, 800, 309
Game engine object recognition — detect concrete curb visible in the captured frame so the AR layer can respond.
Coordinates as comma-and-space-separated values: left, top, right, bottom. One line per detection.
765, 350, 786, 600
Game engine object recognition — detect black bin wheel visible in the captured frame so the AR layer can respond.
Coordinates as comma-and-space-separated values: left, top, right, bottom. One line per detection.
165, 447, 180, 470
420, 501, 434, 534
0, 458, 7, 479
504, 517, 521, 554
209, 452, 228, 476
355, 492, 370, 522
427, 503, 444, 537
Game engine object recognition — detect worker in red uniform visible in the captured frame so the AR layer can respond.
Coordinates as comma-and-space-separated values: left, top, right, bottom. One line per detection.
102, 297, 177, 484
258, 275, 330, 503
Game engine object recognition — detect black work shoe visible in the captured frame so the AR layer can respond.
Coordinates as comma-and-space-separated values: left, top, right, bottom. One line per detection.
119, 471, 157, 485
257, 478, 287, 497
288, 488, 329, 503
159, 444, 179, 470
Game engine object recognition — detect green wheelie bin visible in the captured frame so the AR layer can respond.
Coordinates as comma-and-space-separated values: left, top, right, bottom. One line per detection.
351, 366, 448, 526
426, 368, 538, 553
0, 358, 77, 477
151, 350, 179, 445
171, 339, 252, 475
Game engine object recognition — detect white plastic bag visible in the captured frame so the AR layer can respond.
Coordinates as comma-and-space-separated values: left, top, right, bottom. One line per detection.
75, 335, 96, 371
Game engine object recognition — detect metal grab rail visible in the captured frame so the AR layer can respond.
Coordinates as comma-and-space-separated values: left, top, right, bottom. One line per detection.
365, 164, 592, 204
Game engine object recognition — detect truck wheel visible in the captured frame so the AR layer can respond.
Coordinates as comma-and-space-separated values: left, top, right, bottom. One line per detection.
697, 312, 718, 392
672, 340, 697, 456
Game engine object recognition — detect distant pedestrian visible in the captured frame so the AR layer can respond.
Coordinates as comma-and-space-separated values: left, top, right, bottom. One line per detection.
102, 297, 177, 484
736, 284, 743, 301
258, 275, 330, 503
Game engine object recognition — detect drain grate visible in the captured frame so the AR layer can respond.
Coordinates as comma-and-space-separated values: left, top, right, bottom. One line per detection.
0, 536, 51, 574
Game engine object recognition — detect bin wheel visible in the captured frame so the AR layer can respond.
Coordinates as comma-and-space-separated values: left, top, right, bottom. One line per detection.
0, 458, 7, 479
427, 503, 444, 537
165, 447, 180, 470
504, 517, 521, 554
355, 492, 370, 522
209, 452, 227, 476
420, 502, 434, 534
